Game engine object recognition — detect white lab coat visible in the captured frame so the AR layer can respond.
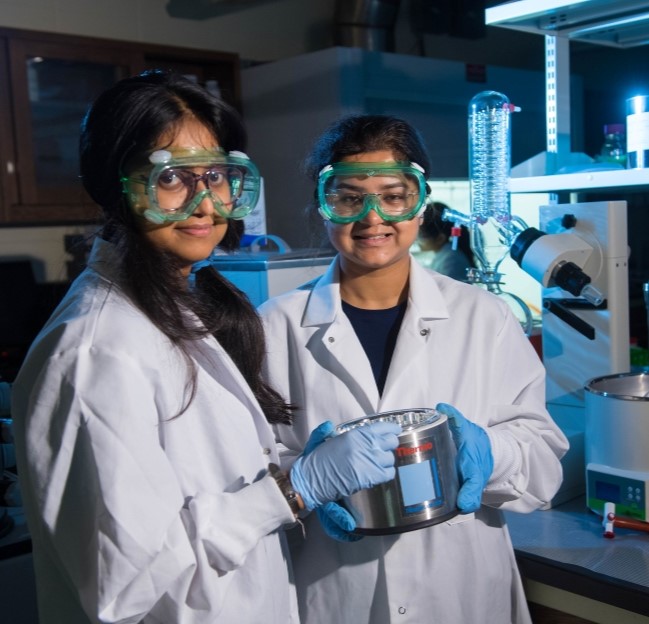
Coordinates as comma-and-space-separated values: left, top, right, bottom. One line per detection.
259, 256, 569, 624
12, 237, 298, 624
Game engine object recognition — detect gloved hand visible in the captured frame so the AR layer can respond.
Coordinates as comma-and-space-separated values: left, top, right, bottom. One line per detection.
316, 501, 363, 542
436, 403, 494, 513
302, 420, 336, 455
302, 421, 363, 542
291, 420, 401, 512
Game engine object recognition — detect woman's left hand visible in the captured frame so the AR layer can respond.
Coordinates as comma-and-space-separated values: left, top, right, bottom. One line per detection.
436, 402, 494, 513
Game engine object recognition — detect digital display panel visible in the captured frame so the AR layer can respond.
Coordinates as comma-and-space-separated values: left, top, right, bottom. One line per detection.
596, 480, 621, 504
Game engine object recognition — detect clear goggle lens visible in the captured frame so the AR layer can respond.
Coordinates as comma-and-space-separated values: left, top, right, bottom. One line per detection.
122, 148, 260, 224
317, 162, 427, 224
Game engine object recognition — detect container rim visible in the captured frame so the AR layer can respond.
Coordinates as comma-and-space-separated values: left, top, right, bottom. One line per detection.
584, 371, 649, 401
335, 407, 441, 434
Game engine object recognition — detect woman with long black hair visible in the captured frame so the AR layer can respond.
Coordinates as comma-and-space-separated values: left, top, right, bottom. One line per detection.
11, 72, 399, 624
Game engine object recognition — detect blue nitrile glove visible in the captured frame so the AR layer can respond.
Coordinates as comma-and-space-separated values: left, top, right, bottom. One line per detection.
316, 501, 362, 542
291, 420, 401, 512
302, 420, 336, 455
436, 403, 494, 513
302, 421, 362, 542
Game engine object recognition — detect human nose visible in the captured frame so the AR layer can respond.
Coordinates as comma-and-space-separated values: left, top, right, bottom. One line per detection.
359, 195, 386, 223
191, 187, 217, 217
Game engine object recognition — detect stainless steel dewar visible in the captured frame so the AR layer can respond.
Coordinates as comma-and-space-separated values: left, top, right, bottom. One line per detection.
585, 372, 649, 473
584, 372, 649, 520
335, 408, 459, 535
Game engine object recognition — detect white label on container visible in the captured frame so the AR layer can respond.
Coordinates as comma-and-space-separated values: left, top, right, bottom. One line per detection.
398, 460, 438, 506
627, 112, 649, 152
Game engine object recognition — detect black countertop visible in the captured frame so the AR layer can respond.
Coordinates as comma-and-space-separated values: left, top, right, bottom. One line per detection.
505, 496, 649, 616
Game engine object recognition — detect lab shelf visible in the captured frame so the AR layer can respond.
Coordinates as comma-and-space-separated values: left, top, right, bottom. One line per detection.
509, 167, 649, 193
488, 1, 649, 195
486, 0, 649, 49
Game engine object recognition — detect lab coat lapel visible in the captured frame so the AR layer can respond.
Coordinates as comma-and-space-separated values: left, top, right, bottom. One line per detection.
381, 260, 450, 405
302, 258, 380, 412
195, 335, 279, 461
318, 318, 379, 410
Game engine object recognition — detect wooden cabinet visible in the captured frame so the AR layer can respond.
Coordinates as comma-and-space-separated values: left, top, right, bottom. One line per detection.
0, 27, 240, 225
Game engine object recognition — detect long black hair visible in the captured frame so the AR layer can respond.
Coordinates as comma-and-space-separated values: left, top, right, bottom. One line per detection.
80, 70, 292, 424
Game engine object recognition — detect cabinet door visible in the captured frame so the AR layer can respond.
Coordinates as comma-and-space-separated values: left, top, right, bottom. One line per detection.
7, 38, 132, 221
0, 28, 241, 226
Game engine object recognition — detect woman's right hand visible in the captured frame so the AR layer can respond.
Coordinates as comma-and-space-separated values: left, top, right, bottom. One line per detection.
289, 421, 401, 511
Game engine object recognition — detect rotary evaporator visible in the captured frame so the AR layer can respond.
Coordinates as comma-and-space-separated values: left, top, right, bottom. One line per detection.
443, 90, 645, 510
442, 91, 534, 334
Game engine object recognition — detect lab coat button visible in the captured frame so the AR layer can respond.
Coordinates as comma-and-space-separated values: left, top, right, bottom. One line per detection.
420, 328, 429, 336
328, 337, 335, 343
262, 447, 271, 455
398, 606, 406, 614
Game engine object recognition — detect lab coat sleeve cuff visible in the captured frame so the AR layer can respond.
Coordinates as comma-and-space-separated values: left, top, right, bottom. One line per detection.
485, 429, 522, 487
187, 474, 296, 572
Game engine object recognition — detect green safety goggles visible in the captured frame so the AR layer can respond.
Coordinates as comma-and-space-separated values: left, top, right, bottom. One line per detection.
121, 147, 261, 224
317, 161, 428, 224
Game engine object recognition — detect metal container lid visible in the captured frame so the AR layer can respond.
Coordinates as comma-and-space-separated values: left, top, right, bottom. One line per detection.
585, 372, 649, 401
335, 408, 441, 435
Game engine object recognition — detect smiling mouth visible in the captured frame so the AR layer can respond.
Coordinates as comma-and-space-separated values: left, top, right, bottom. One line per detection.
176, 223, 216, 235
353, 232, 391, 240
179, 216, 226, 230
180, 224, 212, 230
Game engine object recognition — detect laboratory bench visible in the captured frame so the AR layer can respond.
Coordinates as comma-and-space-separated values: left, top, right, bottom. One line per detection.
506, 496, 649, 623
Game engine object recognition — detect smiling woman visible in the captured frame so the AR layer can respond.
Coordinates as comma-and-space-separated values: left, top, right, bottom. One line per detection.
10, 70, 298, 624
320, 149, 424, 285
11, 72, 403, 624
258, 113, 568, 624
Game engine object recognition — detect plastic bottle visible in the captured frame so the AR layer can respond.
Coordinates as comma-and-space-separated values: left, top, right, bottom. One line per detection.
626, 95, 649, 168
596, 123, 626, 166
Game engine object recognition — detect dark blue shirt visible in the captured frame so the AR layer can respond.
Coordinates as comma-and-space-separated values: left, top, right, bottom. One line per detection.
342, 300, 407, 395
